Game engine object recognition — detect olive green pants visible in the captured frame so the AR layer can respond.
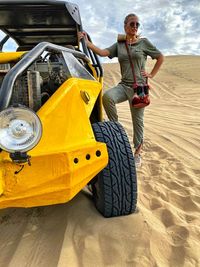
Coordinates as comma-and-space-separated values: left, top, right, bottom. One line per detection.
103, 83, 144, 149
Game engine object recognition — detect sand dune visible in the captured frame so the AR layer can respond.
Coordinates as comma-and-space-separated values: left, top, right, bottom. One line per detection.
0, 56, 200, 267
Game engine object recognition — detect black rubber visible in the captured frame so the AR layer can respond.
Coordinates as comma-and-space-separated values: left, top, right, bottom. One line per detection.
92, 121, 137, 218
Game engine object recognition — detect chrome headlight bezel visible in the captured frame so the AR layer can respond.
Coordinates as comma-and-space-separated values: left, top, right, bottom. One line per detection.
0, 106, 42, 153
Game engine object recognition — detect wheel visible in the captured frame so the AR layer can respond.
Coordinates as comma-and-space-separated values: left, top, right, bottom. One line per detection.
92, 121, 137, 217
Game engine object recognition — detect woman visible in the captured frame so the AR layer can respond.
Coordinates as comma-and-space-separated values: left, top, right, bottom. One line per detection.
79, 13, 164, 167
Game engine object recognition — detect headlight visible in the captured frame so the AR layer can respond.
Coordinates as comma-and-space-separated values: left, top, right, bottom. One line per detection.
0, 106, 42, 153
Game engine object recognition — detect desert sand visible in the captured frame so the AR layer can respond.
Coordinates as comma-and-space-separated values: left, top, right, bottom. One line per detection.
0, 56, 200, 267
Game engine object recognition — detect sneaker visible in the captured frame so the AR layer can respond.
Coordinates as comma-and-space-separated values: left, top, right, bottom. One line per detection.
87, 184, 93, 193
134, 154, 142, 168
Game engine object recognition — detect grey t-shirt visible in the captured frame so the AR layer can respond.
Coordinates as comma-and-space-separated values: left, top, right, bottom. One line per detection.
106, 38, 162, 85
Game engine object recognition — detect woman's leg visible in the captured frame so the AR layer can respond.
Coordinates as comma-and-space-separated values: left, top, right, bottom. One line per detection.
123, 84, 145, 152
103, 84, 128, 121
129, 103, 145, 153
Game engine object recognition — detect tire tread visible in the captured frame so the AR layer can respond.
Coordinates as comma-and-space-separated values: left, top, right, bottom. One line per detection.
92, 121, 137, 217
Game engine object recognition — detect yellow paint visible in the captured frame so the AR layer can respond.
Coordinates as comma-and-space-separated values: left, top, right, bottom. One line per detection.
0, 51, 27, 63
0, 78, 108, 208
0, 169, 4, 196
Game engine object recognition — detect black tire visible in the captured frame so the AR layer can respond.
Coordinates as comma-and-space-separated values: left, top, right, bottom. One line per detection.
92, 121, 137, 218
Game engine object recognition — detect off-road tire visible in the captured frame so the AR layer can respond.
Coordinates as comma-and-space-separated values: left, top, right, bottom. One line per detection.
92, 121, 137, 217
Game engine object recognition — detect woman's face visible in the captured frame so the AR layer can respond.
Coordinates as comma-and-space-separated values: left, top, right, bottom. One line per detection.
124, 16, 140, 36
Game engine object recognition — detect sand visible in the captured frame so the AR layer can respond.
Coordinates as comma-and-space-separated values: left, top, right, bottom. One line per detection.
0, 56, 200, 267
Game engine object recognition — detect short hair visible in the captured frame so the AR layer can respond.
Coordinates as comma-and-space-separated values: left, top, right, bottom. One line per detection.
124, 13, 138, 25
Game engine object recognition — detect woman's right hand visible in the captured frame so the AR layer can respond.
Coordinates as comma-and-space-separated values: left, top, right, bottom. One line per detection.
78, 32, 109, 57
78, 31, 88, 42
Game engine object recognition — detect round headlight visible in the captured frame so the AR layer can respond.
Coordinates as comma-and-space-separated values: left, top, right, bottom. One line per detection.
0, 106, 42, 153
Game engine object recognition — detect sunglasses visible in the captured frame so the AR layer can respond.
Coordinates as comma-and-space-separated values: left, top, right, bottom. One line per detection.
128, 21, 140, 28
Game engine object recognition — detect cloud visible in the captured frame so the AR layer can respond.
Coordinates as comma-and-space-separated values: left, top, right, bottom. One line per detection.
0, 0, 199, 58
77, 0, 200, 56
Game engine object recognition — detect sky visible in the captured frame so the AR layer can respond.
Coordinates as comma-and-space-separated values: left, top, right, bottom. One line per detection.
1, 0, 200, 62
77, 0, 200, 58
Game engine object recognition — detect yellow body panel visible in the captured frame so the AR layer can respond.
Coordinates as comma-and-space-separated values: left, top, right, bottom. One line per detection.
0, 78, 108, 208
0, 51, 27, 63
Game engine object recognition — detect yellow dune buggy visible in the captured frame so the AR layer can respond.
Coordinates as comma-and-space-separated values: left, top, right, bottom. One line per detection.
0, 0, 137, 217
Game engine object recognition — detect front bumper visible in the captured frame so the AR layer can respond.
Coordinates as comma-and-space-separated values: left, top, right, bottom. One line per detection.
0, 141, 108, 208
0, 77, 108, 208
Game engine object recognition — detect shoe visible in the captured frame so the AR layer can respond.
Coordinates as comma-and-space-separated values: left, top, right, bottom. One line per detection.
134, 154, 142, 168
87, 184, 93, 193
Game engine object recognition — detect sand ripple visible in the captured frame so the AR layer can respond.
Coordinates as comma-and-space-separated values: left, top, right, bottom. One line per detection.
0, 56, 200, 267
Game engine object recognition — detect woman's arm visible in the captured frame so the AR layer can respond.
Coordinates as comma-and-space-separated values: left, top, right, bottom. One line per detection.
141, 54, 164, 78
78, 32, 110, 57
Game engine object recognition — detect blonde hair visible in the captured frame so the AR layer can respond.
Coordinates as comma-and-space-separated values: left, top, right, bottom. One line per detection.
124, 13, 139, 25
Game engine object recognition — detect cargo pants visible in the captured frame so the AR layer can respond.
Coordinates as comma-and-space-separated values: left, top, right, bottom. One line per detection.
102, 83, 144, 150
